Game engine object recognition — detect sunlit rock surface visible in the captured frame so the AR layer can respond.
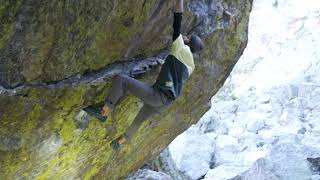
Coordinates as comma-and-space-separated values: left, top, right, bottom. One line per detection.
136, 0, 320, 179
0, 0, 252, 179
127, 169, 171, 180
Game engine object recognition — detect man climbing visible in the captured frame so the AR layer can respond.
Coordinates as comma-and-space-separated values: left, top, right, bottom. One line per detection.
101, 0, 204, 150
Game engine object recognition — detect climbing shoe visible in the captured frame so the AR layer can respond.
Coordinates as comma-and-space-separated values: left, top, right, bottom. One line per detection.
83, 104, 107, 122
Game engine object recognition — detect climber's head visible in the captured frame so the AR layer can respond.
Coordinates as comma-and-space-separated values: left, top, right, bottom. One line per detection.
183, 34, 204, 53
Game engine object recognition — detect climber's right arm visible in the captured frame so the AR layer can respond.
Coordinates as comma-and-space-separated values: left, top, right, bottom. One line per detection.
174, 0, 183, 13
172, 0, 183, 41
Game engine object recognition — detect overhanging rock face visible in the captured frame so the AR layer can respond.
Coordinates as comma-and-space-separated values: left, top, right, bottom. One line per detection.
0, 0, 253, 179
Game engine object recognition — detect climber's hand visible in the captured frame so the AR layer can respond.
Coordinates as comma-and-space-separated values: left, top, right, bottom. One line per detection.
101, 104, 112, 117
175, 0, 183, 13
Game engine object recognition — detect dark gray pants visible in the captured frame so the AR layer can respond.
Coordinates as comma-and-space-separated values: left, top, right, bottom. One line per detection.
105, 74, 172, 140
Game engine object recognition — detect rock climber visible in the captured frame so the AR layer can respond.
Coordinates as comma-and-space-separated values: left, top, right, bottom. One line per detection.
102, 0, 204, 150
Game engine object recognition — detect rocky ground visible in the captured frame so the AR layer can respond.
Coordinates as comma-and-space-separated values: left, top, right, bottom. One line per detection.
129, 0, 320, 179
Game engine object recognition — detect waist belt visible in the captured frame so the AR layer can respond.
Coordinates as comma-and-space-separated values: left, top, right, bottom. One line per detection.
153, 84, 175, 100
161, 89, 175, 100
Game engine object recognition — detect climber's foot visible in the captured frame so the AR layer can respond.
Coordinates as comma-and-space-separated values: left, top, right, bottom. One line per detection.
83, 104, 107, 122
110, 134, 129, 151
101, 104, 113, 117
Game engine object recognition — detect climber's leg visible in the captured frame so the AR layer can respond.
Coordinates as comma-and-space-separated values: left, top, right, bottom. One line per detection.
125, 105, 157, 140
105, 74, 166, 109
110, 105, 158, 150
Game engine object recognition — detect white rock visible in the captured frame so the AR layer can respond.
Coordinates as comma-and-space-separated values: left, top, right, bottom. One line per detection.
265, 136, 316, 179
168, 128, 216, 180
240, 150, 268, 166
204, 164, 250, 180
127, 169, 172, 180
246, 119, 265, 134
229, 158, 279, 180
214, 135, 241, 165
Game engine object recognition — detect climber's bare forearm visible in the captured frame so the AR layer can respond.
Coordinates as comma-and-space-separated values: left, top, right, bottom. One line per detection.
175, 0, 183, 13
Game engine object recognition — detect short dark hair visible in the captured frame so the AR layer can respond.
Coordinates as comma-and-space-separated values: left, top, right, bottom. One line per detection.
190, 34, 204, 53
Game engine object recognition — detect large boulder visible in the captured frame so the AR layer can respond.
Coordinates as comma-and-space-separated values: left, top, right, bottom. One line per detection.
0, 0, 253, 179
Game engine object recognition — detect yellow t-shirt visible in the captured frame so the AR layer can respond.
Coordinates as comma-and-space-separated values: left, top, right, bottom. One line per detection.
170, 34, 195, 75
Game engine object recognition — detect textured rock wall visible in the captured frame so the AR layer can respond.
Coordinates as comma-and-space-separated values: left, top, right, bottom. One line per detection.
0, 0, 252, 179
0, 0, 172, 88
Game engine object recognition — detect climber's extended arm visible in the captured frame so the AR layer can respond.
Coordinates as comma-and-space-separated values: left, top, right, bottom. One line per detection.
174, 0, 183, 13
173, 0, 183, 41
